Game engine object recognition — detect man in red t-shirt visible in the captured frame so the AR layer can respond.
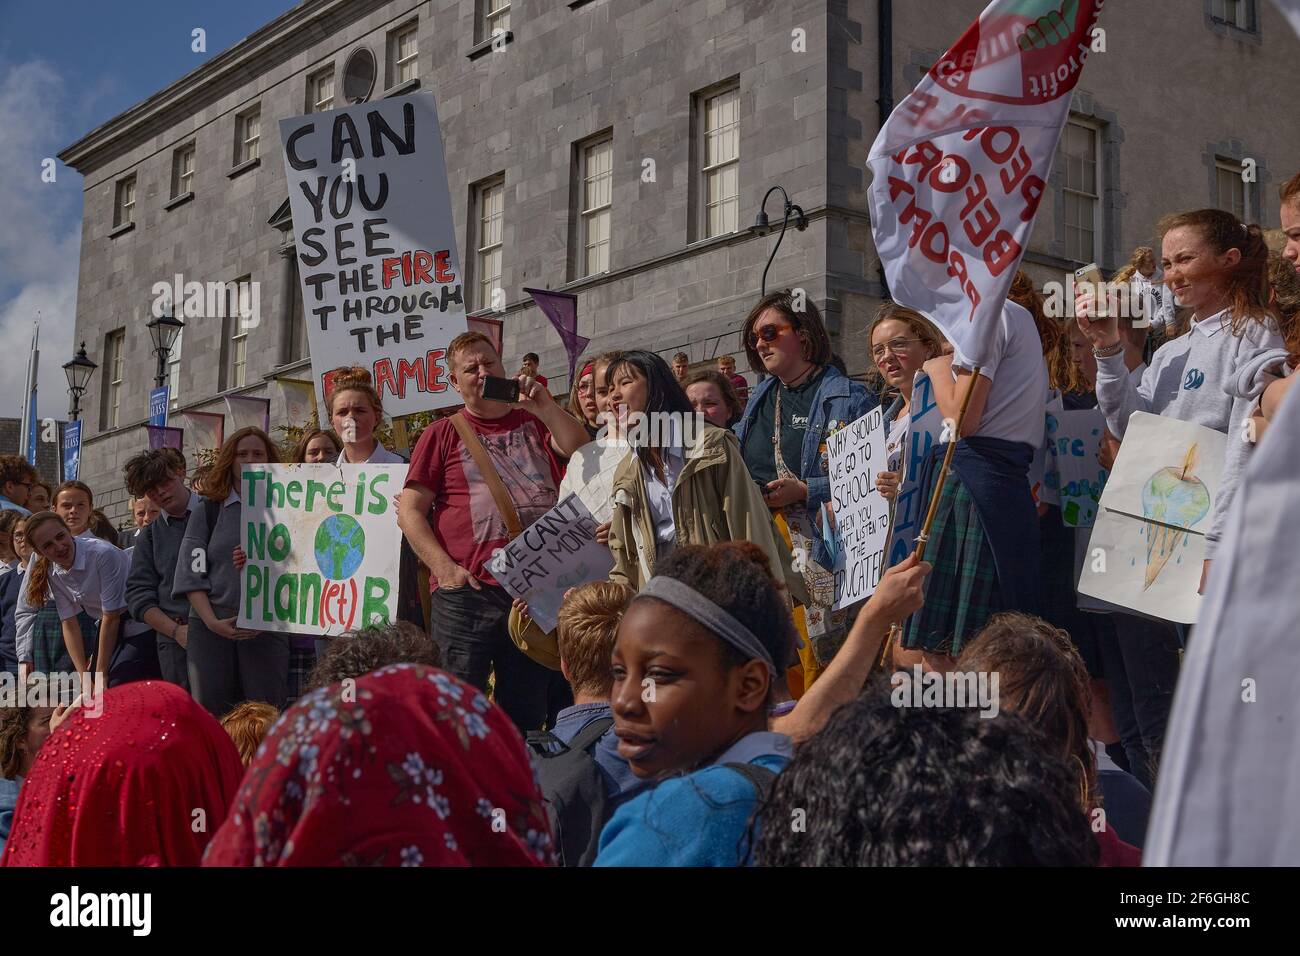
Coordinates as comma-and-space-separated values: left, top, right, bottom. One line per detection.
717, 354, 750, 405
399, 331, 589, 730
519, 352, 548, 388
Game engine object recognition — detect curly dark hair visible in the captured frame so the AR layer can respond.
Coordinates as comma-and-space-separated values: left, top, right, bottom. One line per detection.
652, 542, 798, 677
751, 678, 1100, 866
304, 621, 442, 693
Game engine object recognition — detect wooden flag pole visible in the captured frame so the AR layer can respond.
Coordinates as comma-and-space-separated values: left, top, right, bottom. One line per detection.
874, 365, 983, 670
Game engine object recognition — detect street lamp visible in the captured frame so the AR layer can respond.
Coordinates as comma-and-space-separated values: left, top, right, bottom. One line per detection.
752, 185, 809, 296
146, 309, 185, 388
63, 342, 98, 422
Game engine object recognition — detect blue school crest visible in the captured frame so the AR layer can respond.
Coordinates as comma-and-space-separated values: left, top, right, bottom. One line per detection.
1183, 369, 1205, 390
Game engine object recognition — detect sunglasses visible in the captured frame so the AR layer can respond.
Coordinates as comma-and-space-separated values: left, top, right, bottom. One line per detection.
747, 323, 794, 348
871, 337, 924, 360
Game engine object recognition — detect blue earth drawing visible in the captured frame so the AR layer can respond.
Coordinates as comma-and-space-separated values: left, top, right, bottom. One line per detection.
1138, 462, 1210, 590
315, 514, 365, 580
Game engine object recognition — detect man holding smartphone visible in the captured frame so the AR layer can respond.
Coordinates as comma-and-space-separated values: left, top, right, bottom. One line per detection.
398, 331, 590, 731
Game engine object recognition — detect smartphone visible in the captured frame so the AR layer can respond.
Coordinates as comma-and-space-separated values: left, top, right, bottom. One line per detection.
1074, 262, 1109, 318
482, 375, 521, 404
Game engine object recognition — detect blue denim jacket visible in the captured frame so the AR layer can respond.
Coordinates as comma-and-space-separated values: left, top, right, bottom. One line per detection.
734, 366, 878, 566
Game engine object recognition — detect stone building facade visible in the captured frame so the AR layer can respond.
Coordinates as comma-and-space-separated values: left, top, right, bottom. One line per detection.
59, 0, 1300, 521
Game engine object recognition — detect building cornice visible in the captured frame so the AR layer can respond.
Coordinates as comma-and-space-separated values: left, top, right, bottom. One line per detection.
57, 0, 391, 173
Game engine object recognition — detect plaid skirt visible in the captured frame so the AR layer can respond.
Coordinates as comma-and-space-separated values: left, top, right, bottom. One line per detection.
901, 472, 1002, 656
31, 603, 95, 674
285, 641, 317, 707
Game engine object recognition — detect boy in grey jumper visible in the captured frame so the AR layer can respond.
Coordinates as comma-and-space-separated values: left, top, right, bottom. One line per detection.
123, 449, 200, 690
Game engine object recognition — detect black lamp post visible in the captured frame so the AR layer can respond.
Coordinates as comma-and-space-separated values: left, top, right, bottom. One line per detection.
146, 310, 185, 388
63, 342, 98, 422
752, 185, 809, 296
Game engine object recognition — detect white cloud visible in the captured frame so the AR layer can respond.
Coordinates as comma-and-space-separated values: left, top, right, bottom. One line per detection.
0, 58, 82, 422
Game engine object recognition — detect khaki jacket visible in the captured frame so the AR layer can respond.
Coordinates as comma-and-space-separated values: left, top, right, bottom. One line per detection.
607, 425, 808, 604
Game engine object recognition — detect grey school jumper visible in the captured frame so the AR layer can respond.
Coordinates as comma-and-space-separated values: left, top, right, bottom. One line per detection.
1094, 311, 1287, 559
171, 491, 243, 609
126, 492, 202, 623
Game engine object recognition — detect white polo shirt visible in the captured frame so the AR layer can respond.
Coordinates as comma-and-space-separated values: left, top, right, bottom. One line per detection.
336, 442, 405, 465
49, 534, 131, 622
951, 300, 1051, 448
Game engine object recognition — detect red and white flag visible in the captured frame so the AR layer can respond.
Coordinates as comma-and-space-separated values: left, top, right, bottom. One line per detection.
868, 0, 1105, 366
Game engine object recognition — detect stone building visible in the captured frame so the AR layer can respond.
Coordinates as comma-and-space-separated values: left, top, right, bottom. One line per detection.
58, 0, 1300, 520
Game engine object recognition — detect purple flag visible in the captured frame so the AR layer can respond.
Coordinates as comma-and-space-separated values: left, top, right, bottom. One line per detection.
524, 288, 588, 383
147, 426, 184, 451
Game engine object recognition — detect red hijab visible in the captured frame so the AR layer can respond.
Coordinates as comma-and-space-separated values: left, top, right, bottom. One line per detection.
203, 664, 554, 866
1, 681, 245, 866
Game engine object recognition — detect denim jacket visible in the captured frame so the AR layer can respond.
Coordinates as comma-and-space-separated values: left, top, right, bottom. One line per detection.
734, 366, 878, 566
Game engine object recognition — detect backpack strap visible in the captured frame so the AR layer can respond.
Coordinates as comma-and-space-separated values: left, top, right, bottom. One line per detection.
722, 761, 778, 796
528, 716, 613, 759
449, 412, 523, 537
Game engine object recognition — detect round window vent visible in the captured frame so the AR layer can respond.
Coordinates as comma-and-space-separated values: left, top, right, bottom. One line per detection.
342, 47, 377, 104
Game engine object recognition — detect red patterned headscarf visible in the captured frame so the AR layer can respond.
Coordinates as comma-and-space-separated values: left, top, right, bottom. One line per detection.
202, 664, 554, 866
1, 681, 245, 867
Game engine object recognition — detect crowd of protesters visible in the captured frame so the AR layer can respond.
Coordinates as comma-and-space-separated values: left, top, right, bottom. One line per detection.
0, 177, 1297, 867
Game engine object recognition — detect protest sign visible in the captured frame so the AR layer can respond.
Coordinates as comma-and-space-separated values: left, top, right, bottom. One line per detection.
279, 92, 467, 422
1078, 412, 1226, 623
887, 371, 945, 566
237, 464, 408, 636
1030, 394, 1064, 509
1047, 407, 1107, 526
828, 407, 889, 610
486, 494, 613, 633
867, 0, 1105, 365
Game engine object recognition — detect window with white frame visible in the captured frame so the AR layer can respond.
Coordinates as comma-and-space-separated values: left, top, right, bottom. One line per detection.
1215, 159, 1249, 220
311, 68, 335, 113
1211, 0, 1249, 28
104, 329, 125, 429
580, 137, 613, 277
167, 328, 183, 410
1060, 120, 1100, 262
172, 143, 195, 198
482, 0, 511, 41
236, 108, 260, 165
226, 277, 253, 389
701, 86, 740, 239
114, 175, 136, 228
392, 23, 418, 85
475, 178, 505, 311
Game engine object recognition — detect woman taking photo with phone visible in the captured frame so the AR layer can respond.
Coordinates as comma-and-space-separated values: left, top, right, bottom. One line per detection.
1076, 209, 1289, 592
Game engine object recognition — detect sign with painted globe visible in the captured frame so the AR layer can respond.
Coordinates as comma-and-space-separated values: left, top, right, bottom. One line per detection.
237, 463, 409, 636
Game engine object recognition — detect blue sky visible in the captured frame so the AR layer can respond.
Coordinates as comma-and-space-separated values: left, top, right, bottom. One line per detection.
0, 0, 296, 421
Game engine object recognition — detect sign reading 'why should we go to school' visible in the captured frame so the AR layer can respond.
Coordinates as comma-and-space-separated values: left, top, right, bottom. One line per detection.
828, 407, 889, 610
280, 92, 468, 423
237, 464, 408, 636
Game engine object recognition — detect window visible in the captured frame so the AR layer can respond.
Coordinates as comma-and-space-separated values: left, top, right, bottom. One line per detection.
580, 137, 613, 277
171, 143, 195, 198
1059, 120, 1100, 262
1215, 159, 1249, 220
310, 68, 335, 113
392, 23, 418, 85
167, 328, 183, 411
236, 108, 260, 165
288, 259, 310, 363
1211, 0, 1249, 28
475, 178, 505, 311
701, 86, 740, 239
113, 175, 136, 228
103, 329, 125, 429
483, 0, 511, 40
224, 277, 253, 390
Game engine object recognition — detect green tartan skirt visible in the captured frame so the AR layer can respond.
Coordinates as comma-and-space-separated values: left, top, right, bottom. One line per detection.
900, 472, 1002, 656
31, 603, 95, 674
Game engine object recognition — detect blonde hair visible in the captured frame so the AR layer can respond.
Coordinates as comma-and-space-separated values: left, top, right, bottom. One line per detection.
864, 302, 944, 392
220, 701, 280, 766
557, 582, 635, 696
326, 365, 383, 419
